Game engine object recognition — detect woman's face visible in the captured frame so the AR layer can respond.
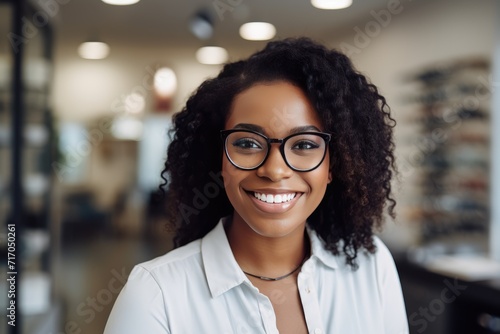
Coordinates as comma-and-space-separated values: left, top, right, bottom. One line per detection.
222, 81, 331, 239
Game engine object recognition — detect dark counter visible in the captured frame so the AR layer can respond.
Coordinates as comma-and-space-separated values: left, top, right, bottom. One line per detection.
395, 255, 500, 334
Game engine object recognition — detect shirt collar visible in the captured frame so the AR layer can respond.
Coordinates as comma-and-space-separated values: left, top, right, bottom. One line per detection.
201, 218, 248, 298
306, 225, 339, 269
201, 219, 339, 298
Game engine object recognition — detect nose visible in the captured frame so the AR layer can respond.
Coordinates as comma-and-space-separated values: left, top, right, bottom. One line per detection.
256, 145, 293, 181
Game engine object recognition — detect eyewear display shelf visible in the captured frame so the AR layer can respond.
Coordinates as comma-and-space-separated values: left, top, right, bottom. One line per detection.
0, 1, 61, 334
403, 59, 490, 246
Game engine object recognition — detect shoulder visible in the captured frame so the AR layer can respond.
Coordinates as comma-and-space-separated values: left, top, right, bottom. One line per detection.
103, 242, 205, 334
360, 236, 401, 287
372, 236, 396, 265
105, 239, 207, 333
307, 226, 395, 272
139, 239, 202, 272
126, 220, 229, 290
109, 239, 206, 315
354, 236, 397, 271
131, 239, 204, 286
330, 235, 398, 279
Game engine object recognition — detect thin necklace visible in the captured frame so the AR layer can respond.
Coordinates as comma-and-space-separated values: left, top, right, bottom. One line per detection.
243, 255, 307, 281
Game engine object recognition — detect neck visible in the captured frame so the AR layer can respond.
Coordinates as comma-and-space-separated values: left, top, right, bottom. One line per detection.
226, 214, 309, 278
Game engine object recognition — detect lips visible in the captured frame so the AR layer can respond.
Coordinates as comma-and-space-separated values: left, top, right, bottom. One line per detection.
253, 192, 296, 204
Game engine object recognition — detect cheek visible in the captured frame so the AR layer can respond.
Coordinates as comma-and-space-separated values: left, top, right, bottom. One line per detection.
221, 159, 246, 212
221, 156, 242, 191
309, 164, 330, 194
222, 157, 233, 185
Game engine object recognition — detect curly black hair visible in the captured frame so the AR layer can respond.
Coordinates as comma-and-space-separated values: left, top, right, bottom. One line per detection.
160, 37, 397, 268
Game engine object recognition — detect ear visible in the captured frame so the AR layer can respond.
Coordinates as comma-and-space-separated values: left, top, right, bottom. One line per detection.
327, 170, 332, 184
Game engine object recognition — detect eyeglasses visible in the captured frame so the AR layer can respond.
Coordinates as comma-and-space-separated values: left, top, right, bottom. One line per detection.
220, 129, 331, 172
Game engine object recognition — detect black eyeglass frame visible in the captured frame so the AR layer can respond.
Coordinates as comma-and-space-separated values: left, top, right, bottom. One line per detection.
220, 129, 332, 172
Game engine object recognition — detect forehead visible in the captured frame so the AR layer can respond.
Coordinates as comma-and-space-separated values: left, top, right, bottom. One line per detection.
225, 81, 323, 136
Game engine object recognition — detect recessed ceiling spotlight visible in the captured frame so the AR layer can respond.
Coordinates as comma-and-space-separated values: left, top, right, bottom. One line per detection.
311, 0, 352, 10
102, 0, 140, 5
78, 42, 110, 60
189, 10, 214, 40
196, 46, 228, 65
239, 22, 276, 41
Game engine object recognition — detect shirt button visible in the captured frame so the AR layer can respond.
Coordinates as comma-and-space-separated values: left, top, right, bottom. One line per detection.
314, 329, 323, 334
305, 287, 311, 294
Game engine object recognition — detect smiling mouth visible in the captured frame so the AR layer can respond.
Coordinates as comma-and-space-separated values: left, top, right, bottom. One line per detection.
253, 192, 297, 204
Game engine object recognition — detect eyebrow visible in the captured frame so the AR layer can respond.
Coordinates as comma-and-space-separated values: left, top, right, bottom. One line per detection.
290, 125, 322, 134
232, 123, 322, 135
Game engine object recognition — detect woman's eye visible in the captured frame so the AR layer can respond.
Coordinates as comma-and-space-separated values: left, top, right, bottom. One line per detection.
292, 140, 319, 150
233, 138, 262, 149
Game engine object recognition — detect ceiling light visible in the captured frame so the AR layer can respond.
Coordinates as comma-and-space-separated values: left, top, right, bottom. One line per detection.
239, 22, 276, 41
311, 0, 352, 10
196, 46, 228, 65
101, 0, 140, 5
189, 10, 213, 40
154, 67, 177, 97
78, 42, 110, 60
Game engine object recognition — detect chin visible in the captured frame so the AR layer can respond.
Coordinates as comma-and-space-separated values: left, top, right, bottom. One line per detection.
245, 216, 306, 239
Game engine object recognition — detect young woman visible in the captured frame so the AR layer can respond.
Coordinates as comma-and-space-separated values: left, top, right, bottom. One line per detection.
105, 37, 409, 333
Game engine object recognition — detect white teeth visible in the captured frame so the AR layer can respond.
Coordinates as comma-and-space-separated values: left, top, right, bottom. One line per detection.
253, 192, 296, 204
275, 195, 282, 203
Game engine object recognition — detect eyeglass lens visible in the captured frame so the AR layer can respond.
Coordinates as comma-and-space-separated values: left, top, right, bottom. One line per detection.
225, 131, 327, 171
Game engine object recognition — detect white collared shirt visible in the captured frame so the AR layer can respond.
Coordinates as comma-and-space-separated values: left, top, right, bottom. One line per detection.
104, 220, 409, 334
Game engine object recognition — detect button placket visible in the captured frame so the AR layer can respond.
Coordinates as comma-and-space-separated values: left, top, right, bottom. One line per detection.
257, 294, 278, 334
298, 261, 324, 334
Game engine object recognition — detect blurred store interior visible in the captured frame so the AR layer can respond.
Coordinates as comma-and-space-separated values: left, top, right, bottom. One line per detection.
1, 0, 500, 333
